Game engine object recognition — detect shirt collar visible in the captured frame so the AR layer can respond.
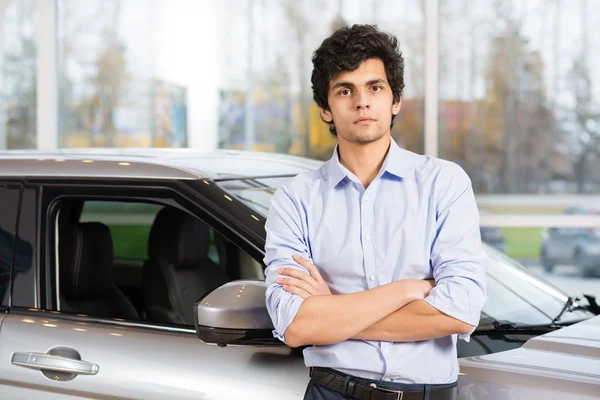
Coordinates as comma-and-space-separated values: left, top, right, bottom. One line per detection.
327, 138, 422, 189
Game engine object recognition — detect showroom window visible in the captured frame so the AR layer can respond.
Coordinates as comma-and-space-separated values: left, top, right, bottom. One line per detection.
52, 0, 426, 158
437, 0, 600, 295
439, 0, 600, 196
0, 0, 37, 150
217, 0, 425, 159
1, 0, 599, 296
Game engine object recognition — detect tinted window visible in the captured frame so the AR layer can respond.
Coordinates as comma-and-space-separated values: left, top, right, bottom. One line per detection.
80, 201, 164, 260
0, 186, 21, 307
218, 176, 294, 217
13, 188, 37, 308
79, 201, 221, 263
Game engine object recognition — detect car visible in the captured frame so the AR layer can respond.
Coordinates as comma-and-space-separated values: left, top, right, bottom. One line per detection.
0, 148, 598, 400
479, 226, 506, 253
478, 210, 506, 253
540, 207, 600, 276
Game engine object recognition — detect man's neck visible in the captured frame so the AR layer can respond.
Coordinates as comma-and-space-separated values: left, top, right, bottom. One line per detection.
338, 135, 391, 189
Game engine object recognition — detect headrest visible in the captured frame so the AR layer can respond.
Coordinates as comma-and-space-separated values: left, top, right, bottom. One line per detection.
148, 208, 210, 268
59, 223, 114, 298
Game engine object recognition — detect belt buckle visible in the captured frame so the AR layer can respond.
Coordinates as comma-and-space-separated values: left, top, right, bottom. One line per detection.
369, 383, 404, 400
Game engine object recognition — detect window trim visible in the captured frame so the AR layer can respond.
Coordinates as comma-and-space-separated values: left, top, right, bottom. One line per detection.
11, 306, 198, 336
0, 183, 24, 312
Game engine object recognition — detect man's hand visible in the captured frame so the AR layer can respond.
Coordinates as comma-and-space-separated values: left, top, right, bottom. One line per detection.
276, 255, 332, 299
408, 279, 436, 300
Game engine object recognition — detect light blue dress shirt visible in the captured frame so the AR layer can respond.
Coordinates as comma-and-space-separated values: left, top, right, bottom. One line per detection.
264, 138, 487, 384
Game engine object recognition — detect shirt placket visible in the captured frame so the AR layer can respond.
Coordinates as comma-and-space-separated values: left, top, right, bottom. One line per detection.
360, 188, 377, 290
363, 181, 393, 380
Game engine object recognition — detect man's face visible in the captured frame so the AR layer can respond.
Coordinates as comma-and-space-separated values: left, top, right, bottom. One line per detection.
320, 58, 401, 145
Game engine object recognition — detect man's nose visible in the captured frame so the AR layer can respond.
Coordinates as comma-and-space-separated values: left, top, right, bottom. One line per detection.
355, 90, 370, 110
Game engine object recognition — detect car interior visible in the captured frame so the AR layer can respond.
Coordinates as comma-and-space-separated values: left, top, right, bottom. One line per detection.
54, 198, 265, 326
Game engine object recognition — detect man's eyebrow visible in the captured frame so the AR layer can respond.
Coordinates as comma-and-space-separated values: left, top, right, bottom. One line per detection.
366, 78, 387, 86
331, 81, 355, 90
330, 79, 388, 91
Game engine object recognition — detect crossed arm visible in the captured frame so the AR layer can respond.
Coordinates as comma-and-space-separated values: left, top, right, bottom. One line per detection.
277, 256, 474, 348
265, 168, 486, 348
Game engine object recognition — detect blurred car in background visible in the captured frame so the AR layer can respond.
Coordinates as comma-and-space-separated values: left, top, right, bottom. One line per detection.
540, 207, 600, 276
480, 226, 506, 253
479, 210, 506, 253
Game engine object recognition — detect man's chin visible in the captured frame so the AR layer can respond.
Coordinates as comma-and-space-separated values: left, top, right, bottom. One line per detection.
346, 131, 387, 145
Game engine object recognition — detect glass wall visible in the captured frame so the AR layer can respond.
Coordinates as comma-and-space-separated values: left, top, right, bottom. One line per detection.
0, 0, 598, 297
216, 0, 425, 159
439, 0, 600, 195
55, 0, 424, 157
57, 0, 184, 148
0, 0, 37, 149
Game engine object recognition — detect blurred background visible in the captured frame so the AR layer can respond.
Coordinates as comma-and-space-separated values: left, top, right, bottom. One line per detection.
1, 0, 599, 295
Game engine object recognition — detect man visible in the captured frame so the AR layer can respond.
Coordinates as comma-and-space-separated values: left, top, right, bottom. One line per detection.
264, 24, 486, 400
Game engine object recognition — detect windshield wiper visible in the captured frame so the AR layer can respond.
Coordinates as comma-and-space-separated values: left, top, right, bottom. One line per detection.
475, 320, 558, 334
473, 320, 559, 342
552, 294, 600, 324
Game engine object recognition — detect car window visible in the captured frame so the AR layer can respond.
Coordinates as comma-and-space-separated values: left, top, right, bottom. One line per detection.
79, 201, 222, 263
0, 186, 20, 308
52, 198, 263, 328
217, 176, 295, 217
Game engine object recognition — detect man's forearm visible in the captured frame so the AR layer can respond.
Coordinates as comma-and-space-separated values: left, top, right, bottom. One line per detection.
284, 280, 423, 347
352, 300, 474, 342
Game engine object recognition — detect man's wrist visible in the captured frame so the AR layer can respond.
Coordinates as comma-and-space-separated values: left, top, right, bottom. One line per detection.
392, 279, 419, 304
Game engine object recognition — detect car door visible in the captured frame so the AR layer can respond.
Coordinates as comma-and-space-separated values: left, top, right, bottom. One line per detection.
0, 180, 308, 400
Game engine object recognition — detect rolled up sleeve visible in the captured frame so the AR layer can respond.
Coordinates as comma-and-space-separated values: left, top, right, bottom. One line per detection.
264, 184, 312, 344
424, 166, 487, 341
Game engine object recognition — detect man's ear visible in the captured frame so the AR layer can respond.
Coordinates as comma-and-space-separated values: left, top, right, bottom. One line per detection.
392, 99, 402, 115
320, 107, 333, 123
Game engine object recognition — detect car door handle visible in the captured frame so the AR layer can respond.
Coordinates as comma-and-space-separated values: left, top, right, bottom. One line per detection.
11, 352, 99, 375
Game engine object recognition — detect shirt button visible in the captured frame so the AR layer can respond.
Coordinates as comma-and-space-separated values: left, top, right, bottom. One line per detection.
369, 275, 375, 281
365, 235, 371, 241
364, 195, 369, 201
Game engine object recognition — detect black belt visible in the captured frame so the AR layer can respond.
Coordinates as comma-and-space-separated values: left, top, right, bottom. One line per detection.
309, 368, 457, 400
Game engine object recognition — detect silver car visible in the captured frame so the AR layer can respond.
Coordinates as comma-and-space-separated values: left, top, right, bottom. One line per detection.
0, 149, 599, 400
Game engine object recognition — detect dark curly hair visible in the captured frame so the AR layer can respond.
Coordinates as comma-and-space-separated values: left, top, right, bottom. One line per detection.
311, 24, 405, 136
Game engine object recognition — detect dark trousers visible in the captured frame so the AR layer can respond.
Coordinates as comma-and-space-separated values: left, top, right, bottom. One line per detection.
303, 371, 458, 400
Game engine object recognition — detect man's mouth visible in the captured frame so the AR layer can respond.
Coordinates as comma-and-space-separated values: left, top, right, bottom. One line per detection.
354, 116, 376, 124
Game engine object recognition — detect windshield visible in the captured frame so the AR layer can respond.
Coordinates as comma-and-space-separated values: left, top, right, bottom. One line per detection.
217, 176, 294, 216
218, 176, 596, 327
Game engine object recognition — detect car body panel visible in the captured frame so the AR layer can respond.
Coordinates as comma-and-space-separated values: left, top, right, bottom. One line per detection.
0, 311, 308, 400
0, 149, 323, 180
459, 316, 600, 399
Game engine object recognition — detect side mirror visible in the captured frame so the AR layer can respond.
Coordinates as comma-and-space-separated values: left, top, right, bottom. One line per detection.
194, 280, 285, 347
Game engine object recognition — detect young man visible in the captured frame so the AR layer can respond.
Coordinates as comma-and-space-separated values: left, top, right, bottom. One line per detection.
264, 25, 486, 400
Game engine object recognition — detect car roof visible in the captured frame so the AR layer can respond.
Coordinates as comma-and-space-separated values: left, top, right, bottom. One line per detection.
0, 148, 325, 180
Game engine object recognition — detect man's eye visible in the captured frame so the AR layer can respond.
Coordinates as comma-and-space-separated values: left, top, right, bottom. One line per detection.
372, 86, 382, 92
339, 89, 351, 96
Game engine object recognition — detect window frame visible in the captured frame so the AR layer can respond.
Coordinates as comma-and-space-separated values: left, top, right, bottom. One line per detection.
30, 178, 264, 334
0, 183, 24, 312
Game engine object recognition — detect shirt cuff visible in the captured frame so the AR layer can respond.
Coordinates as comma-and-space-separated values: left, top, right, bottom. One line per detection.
269, 287, 306, 344
424, 284, 476, 342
